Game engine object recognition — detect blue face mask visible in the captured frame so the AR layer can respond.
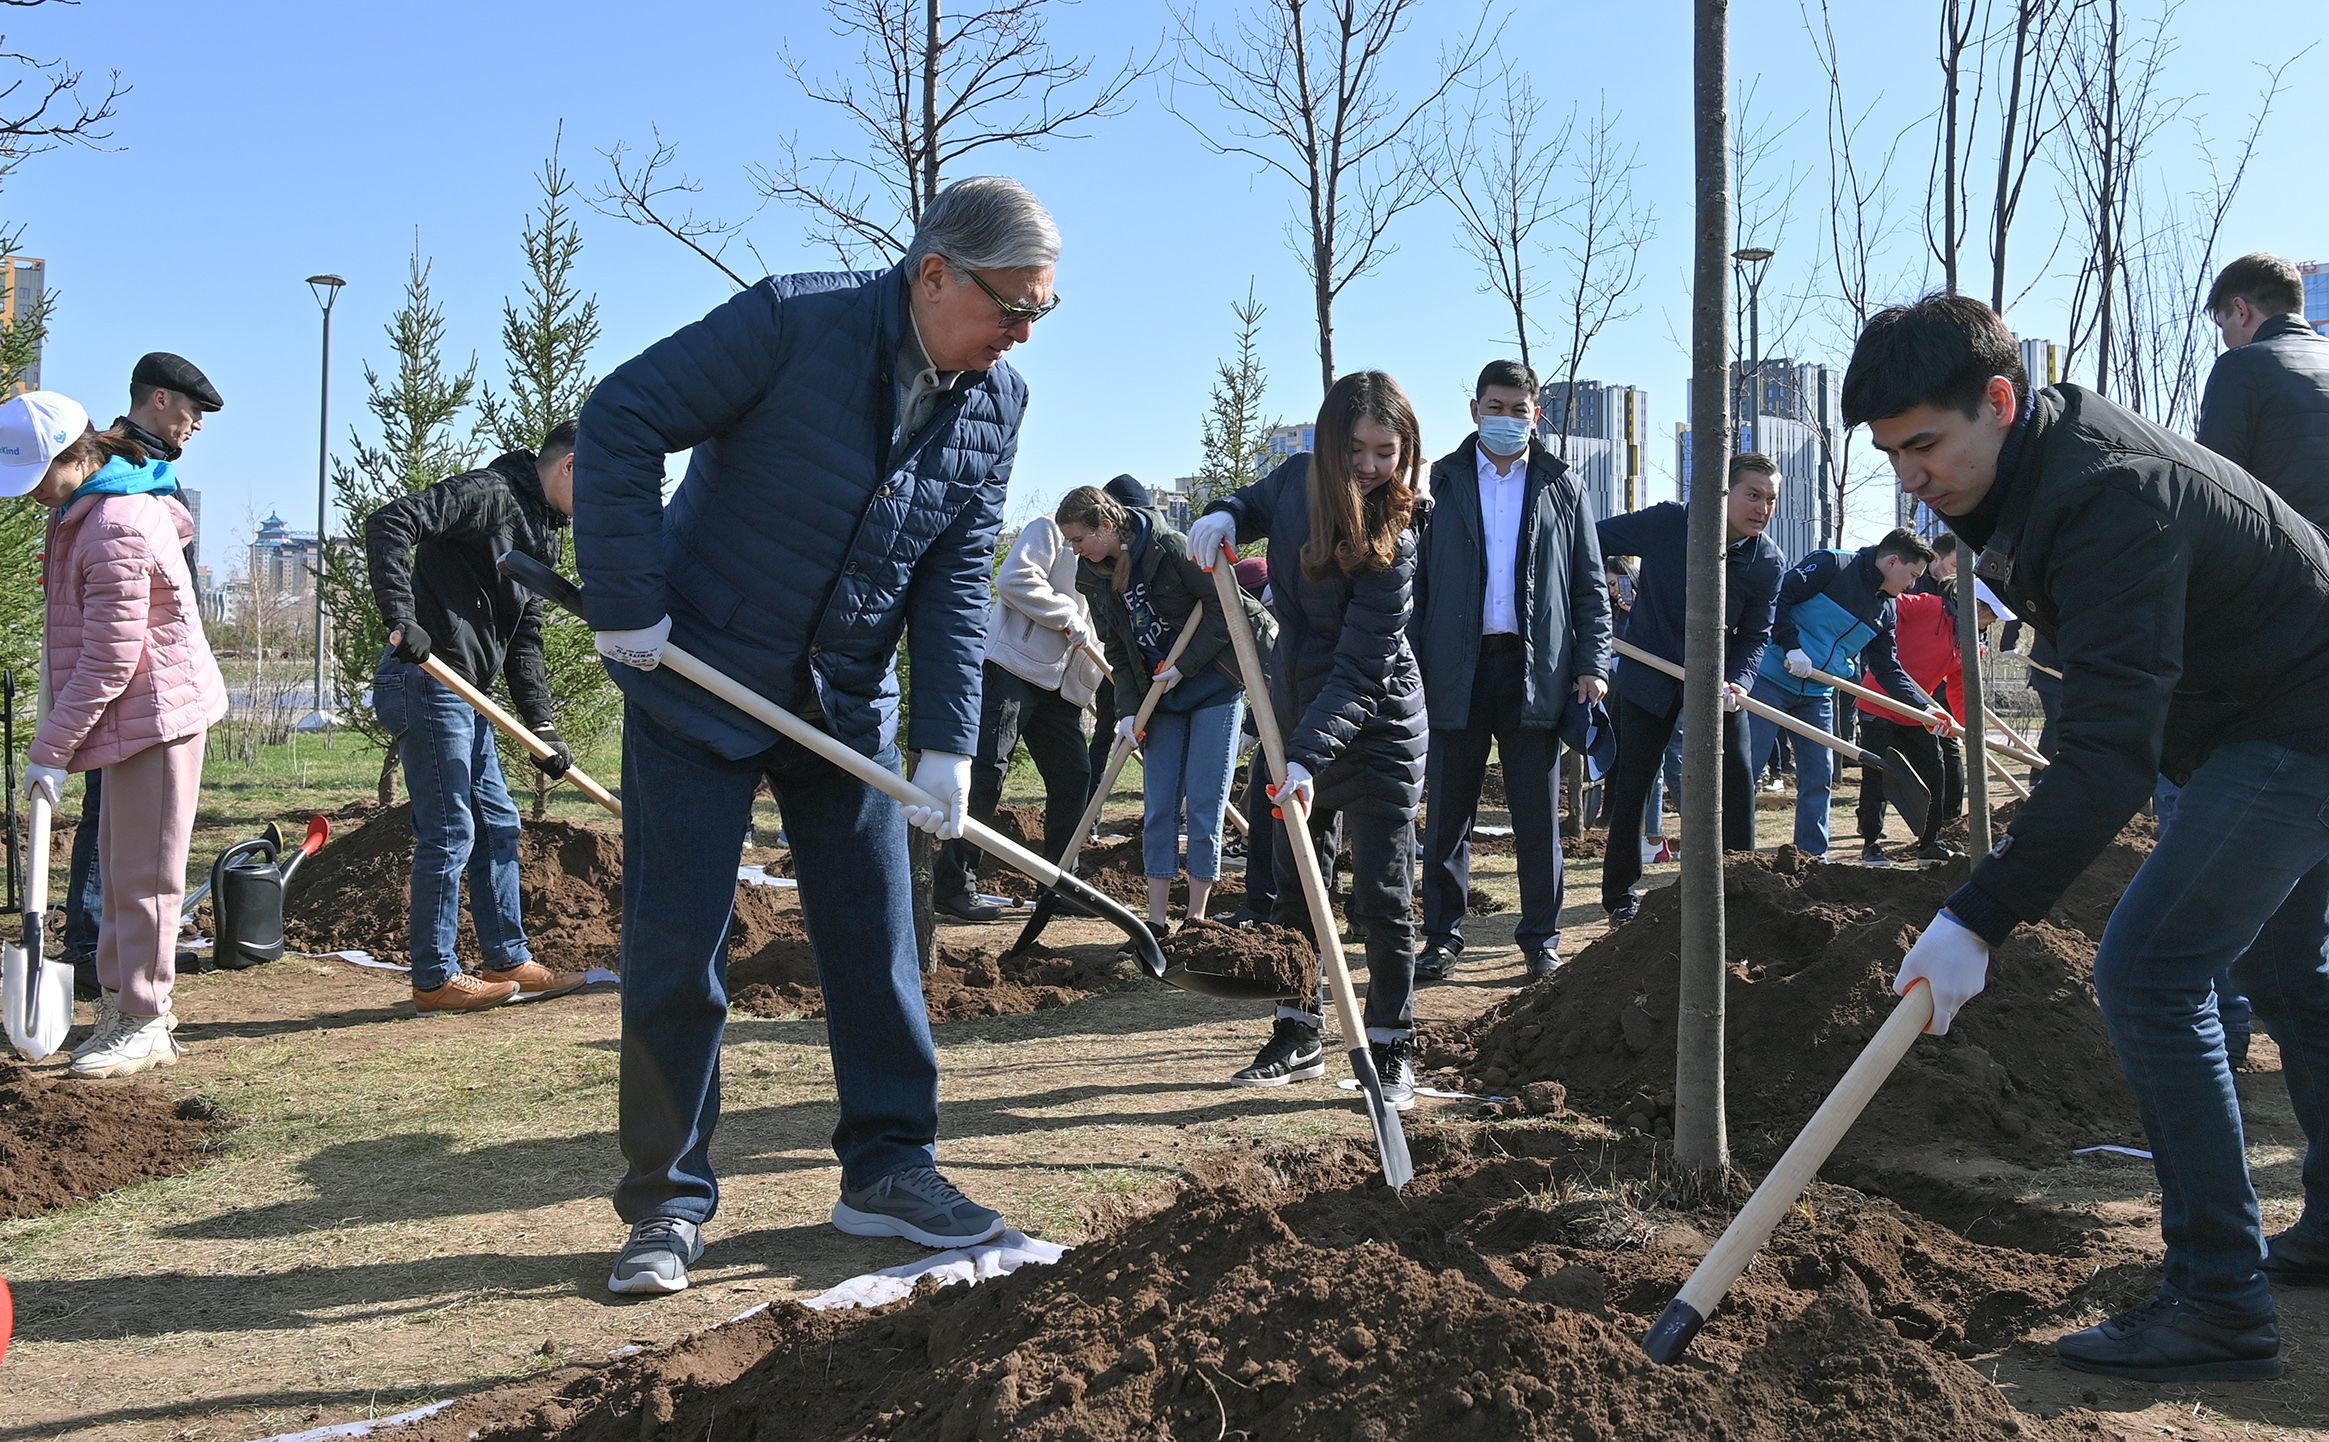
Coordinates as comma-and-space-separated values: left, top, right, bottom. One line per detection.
1478, 414, 1533, 458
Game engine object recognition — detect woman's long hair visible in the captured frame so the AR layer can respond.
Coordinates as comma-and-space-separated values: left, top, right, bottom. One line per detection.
1056, 485, 1134, 592
1302, 370, 1421, 581
51, 423, 151, 479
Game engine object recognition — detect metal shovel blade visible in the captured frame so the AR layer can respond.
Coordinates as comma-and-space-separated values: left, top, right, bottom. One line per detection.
1345, 1042, 1417, 1189
4, 930, 69, 1062
1877, 746, 1933, 836
1159, 961, 1305, 1002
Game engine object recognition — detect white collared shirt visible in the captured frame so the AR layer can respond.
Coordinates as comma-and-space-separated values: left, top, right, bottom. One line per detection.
1475, 442, 1527, 635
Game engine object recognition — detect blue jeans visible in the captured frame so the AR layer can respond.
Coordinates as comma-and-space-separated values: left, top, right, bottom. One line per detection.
372, 653, 531, 990
64, 767, 103, 955
1140, 697, 1243, 882
1746, 679, 1834, 856
2097, 739, 2329, 1322
616, 702, 939, 1223
2154, 776, 2254, 1042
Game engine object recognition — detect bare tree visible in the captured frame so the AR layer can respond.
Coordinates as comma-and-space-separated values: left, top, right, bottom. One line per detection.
2055, 0, 2179, 393
1172, 0, 1489, 396
1987, 0, 2086, 312
1548, 97, 1656, 461
1422, 65, 1572, 375
1927, 0, 1990, 293
1676, 0, 1733, 1180
600, 1, 1148, 280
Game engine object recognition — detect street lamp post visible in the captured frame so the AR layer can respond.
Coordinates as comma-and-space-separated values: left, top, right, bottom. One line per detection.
1730, 246, 1774, 452
303, 274, 346, 733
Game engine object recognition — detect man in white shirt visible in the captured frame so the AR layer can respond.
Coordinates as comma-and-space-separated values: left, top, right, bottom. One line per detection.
1411, 360, 1614, 981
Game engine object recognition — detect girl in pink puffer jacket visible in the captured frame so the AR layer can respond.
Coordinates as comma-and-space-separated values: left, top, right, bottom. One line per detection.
4, 390, 226, 1079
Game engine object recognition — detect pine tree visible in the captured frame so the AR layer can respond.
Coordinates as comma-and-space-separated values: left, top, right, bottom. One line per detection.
318, 243, 480, 803
1194, 282, 1275, 512
0, 245, 51, 687
479, 131, 614, 817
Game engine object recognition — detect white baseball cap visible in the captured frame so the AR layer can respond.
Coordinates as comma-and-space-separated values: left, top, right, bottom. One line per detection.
0, 390, 91, 498
1974, 577, 2016, 622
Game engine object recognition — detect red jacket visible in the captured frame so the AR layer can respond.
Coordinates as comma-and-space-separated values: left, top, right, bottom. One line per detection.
1859, 591, 1963, 723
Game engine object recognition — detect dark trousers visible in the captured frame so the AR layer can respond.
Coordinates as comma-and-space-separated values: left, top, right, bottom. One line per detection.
937, 662, 1090, 903
1085, 686, 1118, 812
64, 767, 102, 955
615, 703, 939, 1224
1602, 694, 1754, 906
1274, 797, 1416, 1035
1855, 715, 1946, 847
1240, 747, 1278, 913
1420, 644, 1563, 954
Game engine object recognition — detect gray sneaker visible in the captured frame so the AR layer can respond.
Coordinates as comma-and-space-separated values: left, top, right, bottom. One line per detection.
606, 1216, 703, 1296
832, 1165, 1005, 1249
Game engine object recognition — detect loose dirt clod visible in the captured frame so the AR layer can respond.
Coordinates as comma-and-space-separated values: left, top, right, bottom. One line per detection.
1159, 918, 1317, 996
399, 1125, 2121, 1442
0, 1060, 228, 1217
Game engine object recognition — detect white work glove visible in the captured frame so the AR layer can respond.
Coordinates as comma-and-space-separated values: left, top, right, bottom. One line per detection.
1063, 619, 1097, 655
23, 762, 65, 809
1269, 761, 1314, 819
1153, 663, 1181, 690
1784, 647, 1815, 679
1186, 512, 1238, 569
1114, 715, 1141, 747
1894, 910, 1991, 1035
1575, 675, 1609, 706
1923, 706, 1961, 739
1720, 682, 1746, 714
903, 751, 973, 840
595, 615, 672, 671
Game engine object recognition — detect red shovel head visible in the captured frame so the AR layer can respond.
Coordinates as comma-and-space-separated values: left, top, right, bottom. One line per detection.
1, 1274, 13, 1367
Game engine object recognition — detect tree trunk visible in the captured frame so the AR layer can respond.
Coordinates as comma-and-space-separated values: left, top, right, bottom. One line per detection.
1675, 0, 1732, 1179
1314, 245, 1336, 397
2093, 0, 2120, 396
1940, 0, 1962, 295
1990, 0, 2034, 313
921, 0, 942, 214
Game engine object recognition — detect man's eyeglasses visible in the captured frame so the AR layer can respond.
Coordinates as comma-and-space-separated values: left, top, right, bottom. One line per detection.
957, 265, 1061, 327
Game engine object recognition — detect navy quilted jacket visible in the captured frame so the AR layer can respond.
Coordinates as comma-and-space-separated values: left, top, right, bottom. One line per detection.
573, 265, 1024, 762
1207, 456, 1427, 813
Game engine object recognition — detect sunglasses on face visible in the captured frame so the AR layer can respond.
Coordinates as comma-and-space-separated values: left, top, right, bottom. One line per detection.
957, 265, 1062, 327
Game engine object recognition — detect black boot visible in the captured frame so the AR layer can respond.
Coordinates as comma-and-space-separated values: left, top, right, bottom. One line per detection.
2265, 1226, 2329, 1288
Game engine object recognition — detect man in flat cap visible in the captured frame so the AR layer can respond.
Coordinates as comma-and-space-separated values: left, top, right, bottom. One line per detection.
61, 352, 223, 995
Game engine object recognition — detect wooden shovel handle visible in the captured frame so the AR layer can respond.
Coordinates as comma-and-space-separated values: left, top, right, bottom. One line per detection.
1614, 639, 1874, 765
1645, 981, 1935, 1362
418, 656, 624, 818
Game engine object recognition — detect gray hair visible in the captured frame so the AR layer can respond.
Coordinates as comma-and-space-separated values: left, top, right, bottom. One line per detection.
904, 176, 1060, 274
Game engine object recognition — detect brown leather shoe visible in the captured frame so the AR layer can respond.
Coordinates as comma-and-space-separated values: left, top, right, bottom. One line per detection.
488, 960, 591, 999
414, 973, 518, 1012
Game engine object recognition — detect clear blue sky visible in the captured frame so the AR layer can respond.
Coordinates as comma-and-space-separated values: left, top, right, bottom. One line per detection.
12, 0, 2327, 575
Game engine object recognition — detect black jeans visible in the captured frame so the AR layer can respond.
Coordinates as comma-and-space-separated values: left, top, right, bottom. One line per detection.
1085, 685, 1118, 811
1855, 714, 1946, 846
1602, 694, 1754, 907
1274, 798, 1416, 1035
1240, 746, 1278, 913
937, 662, 1090, 903
1420, 643, 1562, 954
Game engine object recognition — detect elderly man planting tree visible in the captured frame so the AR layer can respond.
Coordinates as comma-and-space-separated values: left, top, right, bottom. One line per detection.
574, 177, 1056, 1296
1852, 293, 2329, 1383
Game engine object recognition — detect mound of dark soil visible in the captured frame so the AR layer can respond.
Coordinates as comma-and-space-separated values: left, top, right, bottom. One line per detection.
281, 804, 626, 970
1161, 918, 1316, 996
727, 893, 1136, 1023
402, 1125, 2121, 1442
1428, 848, 2144, 1169
0, 1061, 228, 1218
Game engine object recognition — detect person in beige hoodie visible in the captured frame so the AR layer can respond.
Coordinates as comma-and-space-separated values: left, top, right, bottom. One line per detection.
4, 390, 227, 1079
933, 514, 1101, 921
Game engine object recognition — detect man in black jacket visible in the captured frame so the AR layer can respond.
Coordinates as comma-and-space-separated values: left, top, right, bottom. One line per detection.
2199, 253, 2329, 530
364, 421, 589, 1013
1852, 293, 2329, 1384
1412, 360, 1611, 981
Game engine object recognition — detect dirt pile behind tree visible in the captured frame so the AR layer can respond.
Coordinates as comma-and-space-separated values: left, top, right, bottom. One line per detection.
281, 804, 627, 970
402, 1125, 2125, 1442
1427, 846, 2147, 1171
0, 1061, 229, 1218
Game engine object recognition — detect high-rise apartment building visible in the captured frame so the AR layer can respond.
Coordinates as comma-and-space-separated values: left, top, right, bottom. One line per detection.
1538, 379, 1650, 518
2301, 260, 2329, 336
1, 256, 45, 392
1678, 359, 1841, 561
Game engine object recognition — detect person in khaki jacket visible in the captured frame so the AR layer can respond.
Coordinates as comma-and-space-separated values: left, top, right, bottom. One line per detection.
934, 514, 1102, 920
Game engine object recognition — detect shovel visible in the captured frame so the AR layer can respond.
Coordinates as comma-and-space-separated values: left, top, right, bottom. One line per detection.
1801, 663, 2048, 772
1012, 614, 1202, 953
1209, 544, 1414, 1189
1643, 981, 1934, 1363
500, 555, 1289, 1002
417, 655, 623, 817
1613, 639, 1932, 837
3, 790, 68, 1061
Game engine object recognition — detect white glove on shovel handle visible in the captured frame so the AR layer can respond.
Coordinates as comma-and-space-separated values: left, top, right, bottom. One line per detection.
595, 615, 673, 671
1186, 512, 1238, 569
903, 751, 972, 840
1894, 909, 1991, 1034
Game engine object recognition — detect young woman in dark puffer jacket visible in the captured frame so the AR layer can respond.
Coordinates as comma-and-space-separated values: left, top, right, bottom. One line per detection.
1186, 371, 1430, 1107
